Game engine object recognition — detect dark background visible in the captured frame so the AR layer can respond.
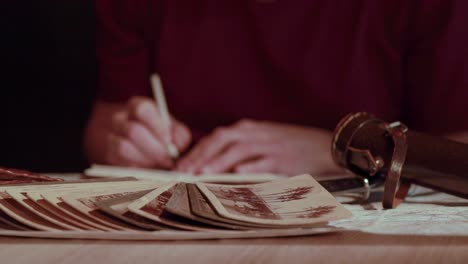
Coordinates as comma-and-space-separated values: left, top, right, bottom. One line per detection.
1, 1, 96, 172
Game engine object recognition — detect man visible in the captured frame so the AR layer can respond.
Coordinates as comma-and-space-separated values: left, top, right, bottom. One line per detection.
85, 0, 468, 176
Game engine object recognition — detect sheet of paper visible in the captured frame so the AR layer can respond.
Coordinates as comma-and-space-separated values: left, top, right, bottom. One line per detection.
9, 181, 138, 231
27, 195, 95, 230
0, 210, 31, 230
60, 182, 164, 231
85, 164, 285, 184
0, 174, 349, 240
0, 219, 15, 230
127, 182, 219, 231
95, 190, 170, 230
42, 194, 114, 231
6, 190, 81, 230
0, 192, 63, 231
197, 174, 352, 226
187, 184, 292, 229
0, 178, 140, 194
25, 180, 163, 231
165, 183, 248, 230
0, 179, 157, 231
62, 193, 143, 231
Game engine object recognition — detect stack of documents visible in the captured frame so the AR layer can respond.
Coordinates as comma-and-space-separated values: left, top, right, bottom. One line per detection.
0, 172, 352, 240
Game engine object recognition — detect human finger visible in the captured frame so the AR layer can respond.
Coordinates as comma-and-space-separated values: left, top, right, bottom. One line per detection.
177, 126, 243, 173
233, 158, 277, 174
105, 134, 154, 167
172, 119, 192, 153
114, 118, 175, 168
127, 96, 171, 144
200, 144, 264, 174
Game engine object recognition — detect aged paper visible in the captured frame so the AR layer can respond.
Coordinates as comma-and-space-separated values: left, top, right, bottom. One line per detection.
0, 173, 350, 239
127, 182, 219, 231
0, 192, 64, 231
85, 164, 285, 184
0, 210, 31, 230
187, 184, 297, 229
6, 190, 81, 230
38, 181, 163, 230
197, 175, 352, 226
165, 183, 248, 230
60, 182, 164, 231
95, 190, 169, 230
0, 180, 161, 231
26, 192, 98, 230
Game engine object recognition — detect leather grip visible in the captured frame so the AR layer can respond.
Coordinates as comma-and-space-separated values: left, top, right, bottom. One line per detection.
332, 112, 468, 208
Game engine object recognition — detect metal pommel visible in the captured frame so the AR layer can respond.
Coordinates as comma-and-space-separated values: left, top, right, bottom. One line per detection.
331, 112, 385, 177
331, 112, 410, 208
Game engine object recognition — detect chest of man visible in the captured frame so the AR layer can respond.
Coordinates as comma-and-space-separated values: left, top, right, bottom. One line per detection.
154, 1, 408, 135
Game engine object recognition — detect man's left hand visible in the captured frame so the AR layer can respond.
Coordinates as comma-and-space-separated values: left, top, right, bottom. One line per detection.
176, 119, 343, 176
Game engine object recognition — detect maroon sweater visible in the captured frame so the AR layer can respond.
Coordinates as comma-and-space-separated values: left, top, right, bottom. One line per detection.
96, 0, 468, 140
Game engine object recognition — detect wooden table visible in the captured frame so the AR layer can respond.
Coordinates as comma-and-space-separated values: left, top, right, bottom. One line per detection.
1, 231, 467, 264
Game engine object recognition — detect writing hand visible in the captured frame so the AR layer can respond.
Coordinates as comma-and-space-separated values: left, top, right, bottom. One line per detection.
105, 96, 191, 168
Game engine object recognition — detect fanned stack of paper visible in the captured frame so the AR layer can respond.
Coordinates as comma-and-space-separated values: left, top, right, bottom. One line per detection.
0, 174, 352, 240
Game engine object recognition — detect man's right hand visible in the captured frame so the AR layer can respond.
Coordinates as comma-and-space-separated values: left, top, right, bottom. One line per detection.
85, 96, 191, 169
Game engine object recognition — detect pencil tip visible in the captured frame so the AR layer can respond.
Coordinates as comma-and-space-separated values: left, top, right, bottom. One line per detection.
167, 144, 180, 159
